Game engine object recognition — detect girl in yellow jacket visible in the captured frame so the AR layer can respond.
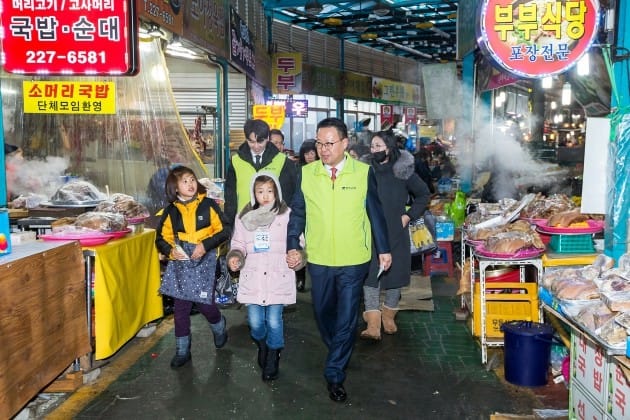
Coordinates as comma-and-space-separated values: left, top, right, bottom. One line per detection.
155, 166, 231, 368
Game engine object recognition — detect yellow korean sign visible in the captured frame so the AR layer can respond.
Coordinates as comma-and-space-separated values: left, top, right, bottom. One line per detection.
253, 105, 285, 130
23, 81, 116, 114
272, 52, 302, 95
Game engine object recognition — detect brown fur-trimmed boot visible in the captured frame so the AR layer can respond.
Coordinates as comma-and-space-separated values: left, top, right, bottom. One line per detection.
381, 305, 399, 335
360, 310, 382, 340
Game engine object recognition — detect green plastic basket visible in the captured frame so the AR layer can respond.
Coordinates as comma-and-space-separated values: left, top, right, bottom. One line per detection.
549, 234, 595, 253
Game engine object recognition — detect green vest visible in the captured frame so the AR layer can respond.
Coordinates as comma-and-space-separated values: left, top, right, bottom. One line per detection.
231, 153, 286, 213
301, 158, 372, 266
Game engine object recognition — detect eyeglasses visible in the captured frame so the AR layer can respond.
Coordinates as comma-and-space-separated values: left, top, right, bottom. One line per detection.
370, 143, 386, 151
315, 140, 342, 150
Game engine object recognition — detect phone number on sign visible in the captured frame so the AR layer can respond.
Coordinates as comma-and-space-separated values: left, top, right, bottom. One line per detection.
26, 50, 107, 64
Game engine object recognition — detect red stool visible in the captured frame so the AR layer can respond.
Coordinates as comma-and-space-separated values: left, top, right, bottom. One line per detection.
423, 241, 454, 277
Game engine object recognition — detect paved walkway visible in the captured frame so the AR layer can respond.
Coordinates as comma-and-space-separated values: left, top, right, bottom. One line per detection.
44, 274, 567, 419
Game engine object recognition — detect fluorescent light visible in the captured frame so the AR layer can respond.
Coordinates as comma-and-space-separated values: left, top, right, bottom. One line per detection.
562, 82, 572, 105
541, 76, 552, 89
577, 53, 590, 76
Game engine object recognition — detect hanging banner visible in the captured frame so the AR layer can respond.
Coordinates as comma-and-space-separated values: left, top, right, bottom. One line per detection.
272, 52, 302, 95
0, 0, 139, 75
22, 81, 116, 114
343, 72, 372, 100
253, 105, 285, 130
372, 77, 420, 104
380, 105, 394, 128
478, 0, 600, 78
229, 7, 255, 79
305, 65, 341, 97
404, 107, 417, 124
183, 0, 228, 57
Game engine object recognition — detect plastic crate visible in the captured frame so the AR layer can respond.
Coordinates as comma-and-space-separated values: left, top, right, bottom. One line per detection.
472, 282, 539, 338
549, 234, 594, 254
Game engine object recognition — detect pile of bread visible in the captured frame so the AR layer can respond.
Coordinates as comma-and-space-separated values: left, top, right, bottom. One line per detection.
466, 219, 545, 254
51, 180, 106, 204
52, 212, 127, 233
50, 194, 148, 234
542, 254, 630, 348
94, 193, 149, 220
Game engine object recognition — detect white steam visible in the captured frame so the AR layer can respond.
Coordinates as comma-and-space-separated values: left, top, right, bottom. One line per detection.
8, 155, 69, 199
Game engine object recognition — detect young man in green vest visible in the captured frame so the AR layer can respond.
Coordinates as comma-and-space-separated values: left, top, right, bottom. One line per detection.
224, 119, 296, 229
286, 117, 392, 403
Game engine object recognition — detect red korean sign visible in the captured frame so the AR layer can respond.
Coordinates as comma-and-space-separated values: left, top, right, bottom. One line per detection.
478, 0, 600, 78
0, 0, 139, 75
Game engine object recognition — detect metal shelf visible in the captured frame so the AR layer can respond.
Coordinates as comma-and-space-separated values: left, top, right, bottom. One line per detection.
474, 252, 543, 364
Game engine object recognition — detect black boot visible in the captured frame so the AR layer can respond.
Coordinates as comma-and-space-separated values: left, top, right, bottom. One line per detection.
296, 268, 306, 292
170, 335, 191, 368
262, 348, 281, 381
210, 315, 228, 349
254, 339, 268, 369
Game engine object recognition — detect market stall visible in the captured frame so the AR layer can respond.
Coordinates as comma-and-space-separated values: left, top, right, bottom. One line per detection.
0, 241, 89, 419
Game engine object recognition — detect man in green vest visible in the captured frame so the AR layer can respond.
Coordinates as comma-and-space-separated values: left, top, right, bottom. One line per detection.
286, 117, 392, 403
224, 119, 296, 229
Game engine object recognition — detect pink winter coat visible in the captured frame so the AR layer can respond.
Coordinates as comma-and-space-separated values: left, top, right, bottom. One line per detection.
229, 204, 297, 306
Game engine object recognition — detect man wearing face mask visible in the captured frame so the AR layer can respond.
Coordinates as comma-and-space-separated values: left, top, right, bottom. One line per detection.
224, 119, 296, 231
360, 130, 431, 340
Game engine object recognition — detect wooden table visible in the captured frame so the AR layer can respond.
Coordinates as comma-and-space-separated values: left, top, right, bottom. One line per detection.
0, 241, 90, 419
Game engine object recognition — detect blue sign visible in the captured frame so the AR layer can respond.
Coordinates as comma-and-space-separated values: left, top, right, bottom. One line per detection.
286, 100, 308, 118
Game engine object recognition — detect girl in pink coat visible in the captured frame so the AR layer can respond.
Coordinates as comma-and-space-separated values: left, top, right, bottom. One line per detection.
227, 172, 298, 382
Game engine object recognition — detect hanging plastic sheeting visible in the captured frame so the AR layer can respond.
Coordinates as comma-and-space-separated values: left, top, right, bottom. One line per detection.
1, 37, 207, 218
607, 114, 630, 261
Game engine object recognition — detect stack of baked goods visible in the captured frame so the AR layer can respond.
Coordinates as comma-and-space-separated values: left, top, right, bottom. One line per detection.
50, 180, 106, 204
541, 254, 630, 349
94, 193, 149, 221
50, 211, 128, 234
466, 219, 545, 257
519, 193, 576, 220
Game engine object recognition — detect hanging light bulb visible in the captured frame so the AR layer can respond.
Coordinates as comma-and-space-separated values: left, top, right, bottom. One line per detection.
577, 53, 590, 76
541, 76, 553, 89
550, 101, 557, 110
561, 82, 572, 105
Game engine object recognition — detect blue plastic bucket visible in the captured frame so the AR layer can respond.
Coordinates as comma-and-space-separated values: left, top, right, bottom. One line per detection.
501, 321, 553, 387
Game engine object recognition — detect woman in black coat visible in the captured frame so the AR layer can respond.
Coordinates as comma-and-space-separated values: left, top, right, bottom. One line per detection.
361, 130, 431, 340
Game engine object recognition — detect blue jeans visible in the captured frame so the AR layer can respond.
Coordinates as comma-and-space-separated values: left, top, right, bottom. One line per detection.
247, 304, 285, 350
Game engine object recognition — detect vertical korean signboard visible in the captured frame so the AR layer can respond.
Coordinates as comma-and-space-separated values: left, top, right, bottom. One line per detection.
477, 0, 599, 78
272, 53, 303, 95
229, 7, 255, 79
0, 0, 139, 75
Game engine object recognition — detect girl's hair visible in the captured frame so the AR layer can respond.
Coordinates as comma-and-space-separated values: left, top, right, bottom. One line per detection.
252, 175, 281, 212
298, 141, 319, 165
164, 165, 207, 203
372, 130, 401, 163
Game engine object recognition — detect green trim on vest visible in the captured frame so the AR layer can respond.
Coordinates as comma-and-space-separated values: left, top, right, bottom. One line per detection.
231, 153, 286, 213
301, 159, 372, 266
